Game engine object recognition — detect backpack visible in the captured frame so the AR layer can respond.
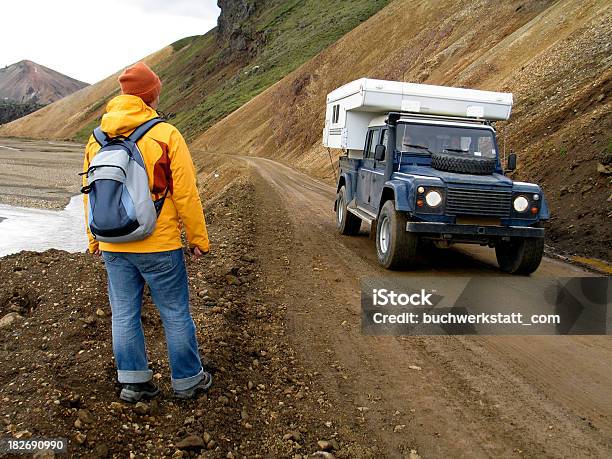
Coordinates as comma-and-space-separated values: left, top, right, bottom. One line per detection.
81, 117, 168, 243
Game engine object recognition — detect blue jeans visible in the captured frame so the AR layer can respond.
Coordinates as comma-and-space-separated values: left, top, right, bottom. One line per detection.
102, 249, 204, 390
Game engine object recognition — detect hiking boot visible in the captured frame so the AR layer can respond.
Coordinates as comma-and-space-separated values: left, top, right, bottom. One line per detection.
174, 372, 213, 399
119, 381, 160, 403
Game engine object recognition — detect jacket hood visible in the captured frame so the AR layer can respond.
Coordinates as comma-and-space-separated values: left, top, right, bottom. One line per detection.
100, 95, 158, 137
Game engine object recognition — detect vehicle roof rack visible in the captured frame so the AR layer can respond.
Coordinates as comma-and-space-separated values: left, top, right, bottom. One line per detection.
388, 111, 493, 126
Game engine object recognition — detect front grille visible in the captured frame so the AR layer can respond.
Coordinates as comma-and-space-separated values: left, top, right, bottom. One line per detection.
446, 187, 511, 217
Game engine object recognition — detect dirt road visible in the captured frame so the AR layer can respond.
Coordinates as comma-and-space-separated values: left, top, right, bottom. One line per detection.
241, 155, 611, 457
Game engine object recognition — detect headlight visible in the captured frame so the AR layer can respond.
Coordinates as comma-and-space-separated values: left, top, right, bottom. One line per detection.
513, 196, 529, 212
425, 190, 443, 207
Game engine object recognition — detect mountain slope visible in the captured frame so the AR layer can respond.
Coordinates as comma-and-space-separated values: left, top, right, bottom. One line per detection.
193, 0, 611, 261
0, 0, 390, 141
0, 60, 88, 104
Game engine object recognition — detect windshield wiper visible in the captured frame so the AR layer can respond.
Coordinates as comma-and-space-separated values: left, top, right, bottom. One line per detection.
404, 144, 433, 155
443, 148, 469, 153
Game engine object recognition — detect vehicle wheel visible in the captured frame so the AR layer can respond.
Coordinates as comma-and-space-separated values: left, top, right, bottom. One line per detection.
335, 186, 361, 235
376, 200, 418, 269
431, 151, 496, 175
495, 237, 544, 275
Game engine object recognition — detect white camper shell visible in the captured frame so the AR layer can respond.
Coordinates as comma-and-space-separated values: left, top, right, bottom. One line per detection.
323, 78, 513, 153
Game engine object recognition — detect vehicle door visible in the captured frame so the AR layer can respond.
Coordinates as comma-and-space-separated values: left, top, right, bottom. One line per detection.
356, 128, 380, 212
369, 128, 388, 213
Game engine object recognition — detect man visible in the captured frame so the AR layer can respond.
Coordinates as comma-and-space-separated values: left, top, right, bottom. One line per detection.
82, 62, 212, 402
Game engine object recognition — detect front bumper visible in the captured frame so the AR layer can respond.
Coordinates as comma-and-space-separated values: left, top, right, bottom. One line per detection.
406, 222, 544, 238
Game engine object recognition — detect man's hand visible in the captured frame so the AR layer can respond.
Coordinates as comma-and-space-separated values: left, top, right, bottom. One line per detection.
191, 247, 208, 259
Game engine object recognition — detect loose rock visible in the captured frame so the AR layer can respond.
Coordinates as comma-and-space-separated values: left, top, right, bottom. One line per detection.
175, 434, 205, 450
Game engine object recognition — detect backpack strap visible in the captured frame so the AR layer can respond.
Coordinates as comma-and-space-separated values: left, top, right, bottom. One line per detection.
128, 117, 165, 143
129, 117, 169, 216
92, 127, 108, 147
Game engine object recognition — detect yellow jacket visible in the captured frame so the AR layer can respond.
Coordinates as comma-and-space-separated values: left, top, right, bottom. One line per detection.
83, 95, 209, 254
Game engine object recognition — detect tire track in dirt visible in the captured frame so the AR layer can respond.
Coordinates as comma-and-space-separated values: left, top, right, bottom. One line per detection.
243, 155, 611, 458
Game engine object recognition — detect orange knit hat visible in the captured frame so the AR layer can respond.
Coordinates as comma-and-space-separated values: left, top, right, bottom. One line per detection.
118, 62, 162, 105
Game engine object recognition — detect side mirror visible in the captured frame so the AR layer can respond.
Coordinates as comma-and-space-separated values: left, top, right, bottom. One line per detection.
506, 152, 517, 172
374, 144, 386, 161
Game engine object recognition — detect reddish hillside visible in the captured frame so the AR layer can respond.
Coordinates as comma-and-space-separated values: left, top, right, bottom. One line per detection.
0, 60, 88, 104
193, 0, 611, 261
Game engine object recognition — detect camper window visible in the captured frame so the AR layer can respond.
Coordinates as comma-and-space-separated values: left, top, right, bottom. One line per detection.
332, 105, 340, 124
380, 129, 388, 151
365, 129, 378, 158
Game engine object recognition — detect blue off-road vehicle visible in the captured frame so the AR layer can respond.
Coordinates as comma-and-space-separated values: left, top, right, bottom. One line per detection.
324, 79, 549, 274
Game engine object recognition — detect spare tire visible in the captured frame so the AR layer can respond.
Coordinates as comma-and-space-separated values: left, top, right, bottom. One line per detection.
431, 152, 496, 175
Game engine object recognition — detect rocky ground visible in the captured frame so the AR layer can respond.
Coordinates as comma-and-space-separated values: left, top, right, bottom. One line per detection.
0, 165, 384, 458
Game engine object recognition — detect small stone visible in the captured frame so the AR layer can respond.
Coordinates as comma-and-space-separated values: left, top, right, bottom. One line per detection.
77, 409, 94, 424
313, 452, 335, 459
394, 424, 406, 432
171, 450, 185, 459
95, 308, 106, 317
597, 163, 612, 175
283, 431, 302, 442
175, 435, 205, 450
225, 274, 241, 286
14, 430, 31, 439
74, 419, 83, 429
408, 365, 422, 371
0, 312, 23, 329
218, 395, 229, 405
74, 432, 87, 445
317, 440, 334, 451
184, 416, 195, 425
109, 402, 124, 411
134, 402, 149, 415
202, 432, 212, 443
93, 443, 110, 458
83, 315, 96, 325
247, 381, 254, 390
207, 440, 217, 450
407, 449, 421, 459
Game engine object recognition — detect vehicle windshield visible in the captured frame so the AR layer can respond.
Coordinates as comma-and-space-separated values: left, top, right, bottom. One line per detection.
396, 123, 497, 159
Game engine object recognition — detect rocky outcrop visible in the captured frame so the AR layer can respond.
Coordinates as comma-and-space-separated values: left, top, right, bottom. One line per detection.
216, 0, 265, 58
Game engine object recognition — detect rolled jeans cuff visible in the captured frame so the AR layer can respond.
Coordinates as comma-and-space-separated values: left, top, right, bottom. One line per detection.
117, 369, 153, 384
172, 367, 204, 390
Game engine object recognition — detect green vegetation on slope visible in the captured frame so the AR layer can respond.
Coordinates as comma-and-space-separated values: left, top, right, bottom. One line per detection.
148, 0, 390, 141
0, 101, 45, 125
19, 0, 389, 144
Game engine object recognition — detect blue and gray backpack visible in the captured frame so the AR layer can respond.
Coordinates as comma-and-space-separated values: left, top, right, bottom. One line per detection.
81, 117, 167, 243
